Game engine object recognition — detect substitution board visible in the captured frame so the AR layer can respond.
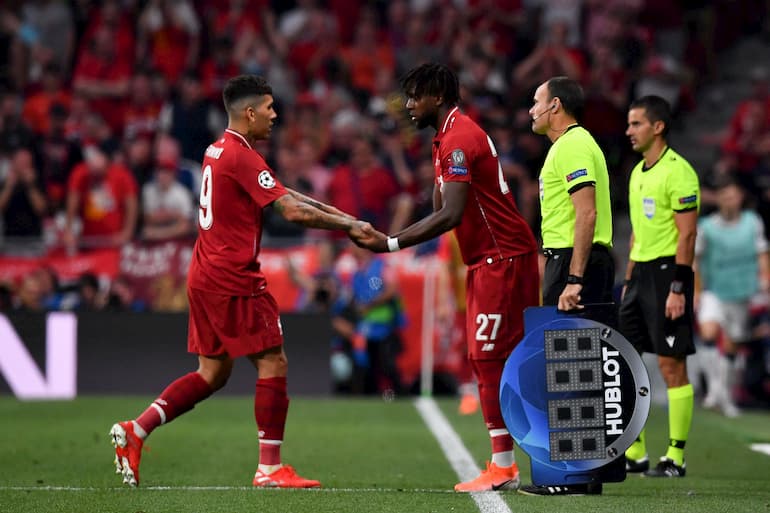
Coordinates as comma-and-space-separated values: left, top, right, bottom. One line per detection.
500, 304, 650, 486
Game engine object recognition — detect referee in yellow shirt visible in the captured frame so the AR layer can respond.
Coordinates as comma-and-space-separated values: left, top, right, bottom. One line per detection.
621, 95, 699, 478
531, 76, 614, 313
518, 76, 613, 496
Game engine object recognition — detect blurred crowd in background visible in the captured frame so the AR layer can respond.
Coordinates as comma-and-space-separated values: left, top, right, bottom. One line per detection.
1, 0, 770, 404
3, 0, 761, 311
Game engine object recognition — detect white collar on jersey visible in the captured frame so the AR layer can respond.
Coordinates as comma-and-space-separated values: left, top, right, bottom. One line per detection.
440, 106, 460, 134
224, 129, 252, 150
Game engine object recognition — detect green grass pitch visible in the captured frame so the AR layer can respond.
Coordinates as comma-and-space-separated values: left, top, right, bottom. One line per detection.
1, 396, 769, 513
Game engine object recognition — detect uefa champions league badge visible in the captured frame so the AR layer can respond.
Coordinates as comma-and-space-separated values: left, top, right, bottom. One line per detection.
258, 170, 276, 189
448, 149, 468, 176
500, 305, 650, 486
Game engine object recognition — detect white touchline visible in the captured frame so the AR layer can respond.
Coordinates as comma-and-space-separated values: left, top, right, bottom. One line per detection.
0, 486, 460, 493
749, 443, 770, 457
414, 397, 513, 513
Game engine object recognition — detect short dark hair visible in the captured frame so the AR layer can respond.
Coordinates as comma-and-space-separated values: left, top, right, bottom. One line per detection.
713, 174, 740, 191
629, 95, 672, 137
400, 63, 460, 106
546, 76, 584, 120
222, 75, 272, 111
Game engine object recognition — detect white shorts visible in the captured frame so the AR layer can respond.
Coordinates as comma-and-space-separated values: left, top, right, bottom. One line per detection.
697, 291, 751, 342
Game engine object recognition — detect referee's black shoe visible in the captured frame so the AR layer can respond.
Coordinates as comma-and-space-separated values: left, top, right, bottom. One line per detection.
644, 458, 686, 478
625, 455, 650, 473
518, 482, 602, 496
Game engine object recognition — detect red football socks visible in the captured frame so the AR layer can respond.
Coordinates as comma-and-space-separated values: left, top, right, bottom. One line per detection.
135, 372, 213, 437
473, 359, 514, 453
254, 377, 289, 466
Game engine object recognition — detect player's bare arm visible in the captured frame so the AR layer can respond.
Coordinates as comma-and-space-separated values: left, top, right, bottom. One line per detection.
272, 193, 370, 233
666, 209, 697, 320
366, 181, 468, 253
432, 183, 442, 212
284, 187, 356, 220
558, 184, 596, 310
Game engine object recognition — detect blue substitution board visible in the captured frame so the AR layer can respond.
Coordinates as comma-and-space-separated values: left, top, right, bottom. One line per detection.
500, 304, 651, 486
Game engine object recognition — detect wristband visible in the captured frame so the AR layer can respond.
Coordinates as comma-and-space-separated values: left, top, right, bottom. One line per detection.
566, 274, 583, 285
674, 264, 692, 282
386, 236, 400, 252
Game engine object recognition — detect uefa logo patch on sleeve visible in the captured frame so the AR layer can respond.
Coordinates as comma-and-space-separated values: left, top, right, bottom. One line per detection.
565, 169, 588, 182
258, 170, 276, 189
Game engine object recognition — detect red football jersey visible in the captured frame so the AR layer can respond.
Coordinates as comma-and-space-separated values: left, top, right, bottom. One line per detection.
188, 129, 288, 295
433, 107, 537, 266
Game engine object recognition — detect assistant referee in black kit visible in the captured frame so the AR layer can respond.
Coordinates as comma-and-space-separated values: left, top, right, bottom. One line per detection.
620, 95, 699, 479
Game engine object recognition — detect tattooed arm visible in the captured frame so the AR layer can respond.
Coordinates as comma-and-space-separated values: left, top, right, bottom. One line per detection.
284, 187, 356, 220
272, 193, 373, 236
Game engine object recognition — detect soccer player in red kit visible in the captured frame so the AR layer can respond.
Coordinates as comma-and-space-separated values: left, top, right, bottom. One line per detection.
110, 75, 373, 488
355, 63, 540, 492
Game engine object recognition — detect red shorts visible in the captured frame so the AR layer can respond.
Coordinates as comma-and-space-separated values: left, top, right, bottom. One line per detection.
465, 252, 539, 360
187, 288, 283, 358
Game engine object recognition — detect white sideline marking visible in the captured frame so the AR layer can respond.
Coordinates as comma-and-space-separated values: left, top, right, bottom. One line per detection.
0, 485, 458, 493
749, 443, 770, 457
414, 397, 513, 513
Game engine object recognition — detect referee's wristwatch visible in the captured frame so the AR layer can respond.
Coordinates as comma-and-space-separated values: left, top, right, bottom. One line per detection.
566, 274, 583, 285
670, 280, 685, 295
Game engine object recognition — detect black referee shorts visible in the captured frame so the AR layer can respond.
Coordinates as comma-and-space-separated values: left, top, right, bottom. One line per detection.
542, 244, 615, 306
619, 256, 695, 357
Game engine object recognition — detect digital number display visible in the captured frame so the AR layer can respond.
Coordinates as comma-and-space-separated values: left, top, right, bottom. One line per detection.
545, 328, 608, 461
546, 360, 602, 392
549, 429, 606, 461
547, 397, 604, 429
545, 328, 601, 360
